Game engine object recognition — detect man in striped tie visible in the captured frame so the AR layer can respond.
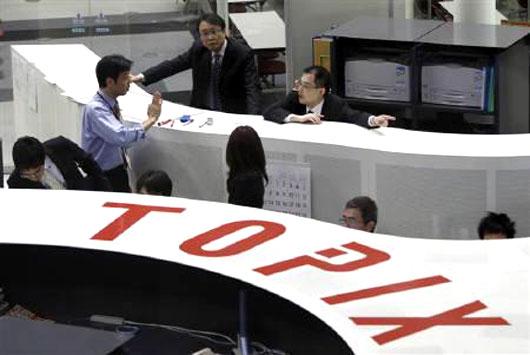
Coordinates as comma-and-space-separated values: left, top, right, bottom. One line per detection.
82, 54, 163, 192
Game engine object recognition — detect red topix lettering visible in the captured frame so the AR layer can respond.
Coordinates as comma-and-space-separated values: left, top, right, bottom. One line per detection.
254, 241, 390, 276
180, 220, 286, 257
351, 300, 509, 345
91, 202, 185, 241
322, 275, 450, 304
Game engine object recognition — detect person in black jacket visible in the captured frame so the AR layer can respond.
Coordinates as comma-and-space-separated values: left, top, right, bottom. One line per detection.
131, 13, 260, 115
225, 126, 268, 208
264, 65, 395, 127
7, 136, 111, 191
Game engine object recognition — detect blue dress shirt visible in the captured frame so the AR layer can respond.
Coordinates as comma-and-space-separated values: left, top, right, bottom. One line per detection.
81, 90, 145, 171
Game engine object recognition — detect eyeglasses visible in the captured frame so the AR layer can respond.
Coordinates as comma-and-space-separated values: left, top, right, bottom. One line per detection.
294, 79, 320, 90
199, 29, 224, 38
338, 217, 357, 225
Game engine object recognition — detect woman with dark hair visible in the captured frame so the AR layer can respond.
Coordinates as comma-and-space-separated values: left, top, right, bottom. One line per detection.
226, 126, 268, 208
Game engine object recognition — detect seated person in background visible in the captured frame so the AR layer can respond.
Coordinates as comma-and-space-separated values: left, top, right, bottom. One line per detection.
8, 136, 111, 191
340, 196, 378, 233
131, 13, 260, 114
263, 65, 395, 127
226, 126, 268, 208
478, 212, 516, 240
136, 170, 173, 196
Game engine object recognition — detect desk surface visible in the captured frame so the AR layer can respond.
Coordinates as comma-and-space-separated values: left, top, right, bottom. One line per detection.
325, 16, 529, 49
324, 16, 444, 42
229, 11, 285, 50
419, 20, 530, 48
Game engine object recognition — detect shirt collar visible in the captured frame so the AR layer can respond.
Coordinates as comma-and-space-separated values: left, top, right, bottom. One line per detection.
307, 99, 324, 116
97, 89, 117, 107
44, 155, 53, 170
212, 39, 228, 59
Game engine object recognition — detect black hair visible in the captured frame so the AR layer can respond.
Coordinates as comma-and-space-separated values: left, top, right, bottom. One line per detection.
345, 196, 378, 231
303, 65, 332, 94
197, 13, 226, 31
478, 212, 516, 239
96, 54, 133, 88
12, 136, 45, 170
226, 126, 268, 183
136, 170, 173, 196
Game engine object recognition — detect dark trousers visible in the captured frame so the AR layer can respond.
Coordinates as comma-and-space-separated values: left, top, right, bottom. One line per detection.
104, 164, 131, 193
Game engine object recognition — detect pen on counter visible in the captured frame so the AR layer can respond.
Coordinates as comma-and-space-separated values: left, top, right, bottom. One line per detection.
183, 118, 194, 126
157, 118, 173, 127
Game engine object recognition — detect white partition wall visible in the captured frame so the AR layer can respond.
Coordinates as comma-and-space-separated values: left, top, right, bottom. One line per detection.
10, 44, 530, 239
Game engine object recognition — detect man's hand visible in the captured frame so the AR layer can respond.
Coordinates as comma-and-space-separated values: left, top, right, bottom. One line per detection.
291, 112, 324, 124
147, 91, 163, 119
144, 91, 163, 130
372, 114, 396, 127
130, 73, 145, 83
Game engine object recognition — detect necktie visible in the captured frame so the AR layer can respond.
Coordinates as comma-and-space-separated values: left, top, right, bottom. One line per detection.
211, 54, 222, 111
112, 102, 122, 120
112, 102, 129, 168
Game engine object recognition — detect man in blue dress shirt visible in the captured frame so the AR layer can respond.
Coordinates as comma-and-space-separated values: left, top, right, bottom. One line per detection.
82, 54, 162, 192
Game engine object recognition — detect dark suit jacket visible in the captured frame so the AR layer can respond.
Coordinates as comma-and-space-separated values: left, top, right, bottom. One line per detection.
8, 136, 111, 191
142, 38, 261, 115
227, 170, 265, 208
263, 92, 371, 127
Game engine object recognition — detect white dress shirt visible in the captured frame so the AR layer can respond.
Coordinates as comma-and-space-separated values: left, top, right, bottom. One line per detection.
42, 155, 66, 189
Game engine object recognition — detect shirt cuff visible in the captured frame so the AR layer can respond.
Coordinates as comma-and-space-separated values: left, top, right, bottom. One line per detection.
139, 73, 145, 82
284, 114, 295, 123
133, 122, 146, 140
368, 115, 376, 127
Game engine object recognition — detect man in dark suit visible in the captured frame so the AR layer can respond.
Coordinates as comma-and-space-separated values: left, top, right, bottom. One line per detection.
131, 13, 260, 115
264, 65, 395, 127
7, 136, 111, 191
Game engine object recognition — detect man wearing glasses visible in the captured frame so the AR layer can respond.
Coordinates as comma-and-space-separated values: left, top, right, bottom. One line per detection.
340, 196, 378, 233
131, 13, 260, 115
264, 65, 395, 127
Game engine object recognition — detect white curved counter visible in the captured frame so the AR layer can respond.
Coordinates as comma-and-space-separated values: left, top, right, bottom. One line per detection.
9, 44, 530, 239
0, 189, 528, 354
